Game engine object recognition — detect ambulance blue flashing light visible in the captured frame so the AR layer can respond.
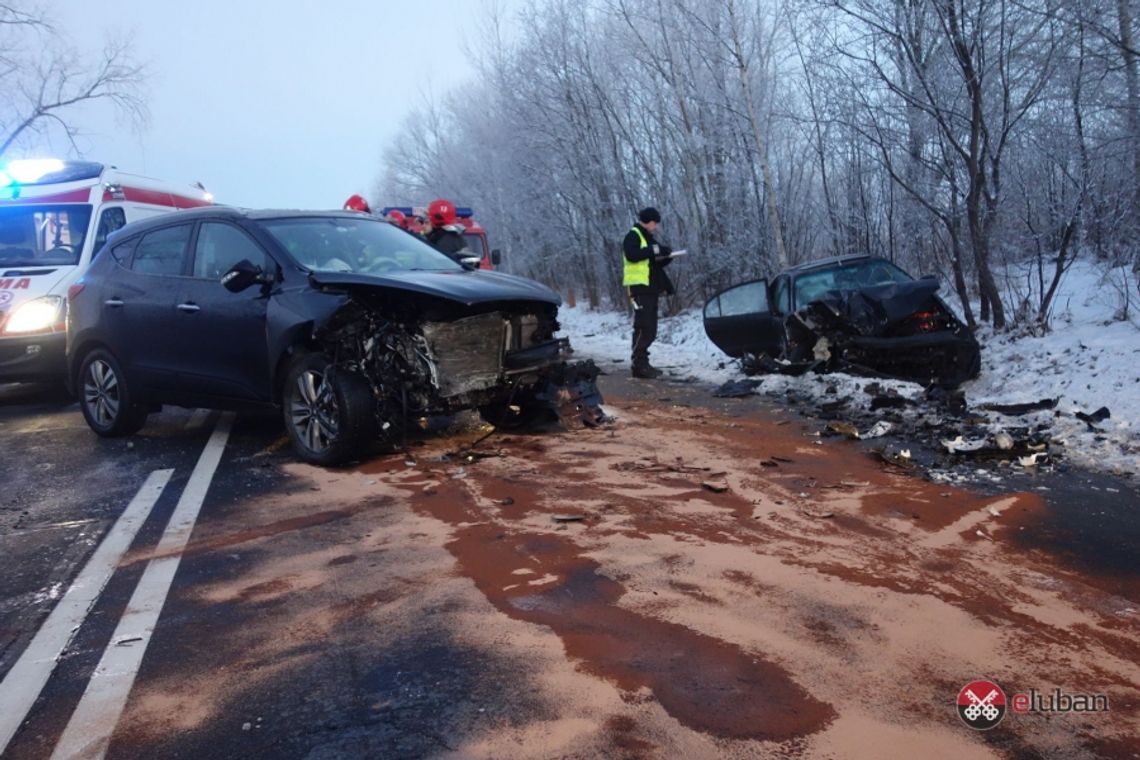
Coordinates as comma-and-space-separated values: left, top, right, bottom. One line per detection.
0, 159, 103, 189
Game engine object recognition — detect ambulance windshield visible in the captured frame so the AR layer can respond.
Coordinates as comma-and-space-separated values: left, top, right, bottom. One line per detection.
0, 205, 93, 267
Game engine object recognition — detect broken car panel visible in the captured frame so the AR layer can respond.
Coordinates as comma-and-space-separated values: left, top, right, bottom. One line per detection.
67, 208, 602, 465
704, 255, 981, 387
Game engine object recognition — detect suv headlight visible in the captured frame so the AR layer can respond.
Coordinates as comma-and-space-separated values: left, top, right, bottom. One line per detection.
3, 296, 65, 334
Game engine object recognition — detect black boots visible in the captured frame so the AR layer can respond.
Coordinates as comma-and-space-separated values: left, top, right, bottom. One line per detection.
631, 362, 662, 379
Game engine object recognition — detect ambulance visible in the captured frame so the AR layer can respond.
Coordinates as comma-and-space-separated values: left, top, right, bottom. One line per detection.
0, 159, 212, 384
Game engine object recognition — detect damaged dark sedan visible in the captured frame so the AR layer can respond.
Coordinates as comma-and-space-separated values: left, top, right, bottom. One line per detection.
703, 255, 980, 387
66, 207, 602, 464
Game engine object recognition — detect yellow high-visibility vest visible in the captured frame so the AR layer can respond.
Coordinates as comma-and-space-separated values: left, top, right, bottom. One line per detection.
623, 226, 650, 286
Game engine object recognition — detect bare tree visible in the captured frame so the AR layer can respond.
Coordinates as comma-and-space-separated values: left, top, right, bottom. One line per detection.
0, 2, 147, 157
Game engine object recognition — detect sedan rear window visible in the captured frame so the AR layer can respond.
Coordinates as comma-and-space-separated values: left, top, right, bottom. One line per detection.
794, 260, 911, 308
262, 217, 462, 274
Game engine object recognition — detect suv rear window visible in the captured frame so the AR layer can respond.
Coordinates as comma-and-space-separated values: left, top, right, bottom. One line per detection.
131, 225, 191, 276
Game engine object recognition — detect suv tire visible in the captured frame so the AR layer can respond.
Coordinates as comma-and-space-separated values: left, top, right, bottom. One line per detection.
77, 348, 148, 437
282, 353, 376, 466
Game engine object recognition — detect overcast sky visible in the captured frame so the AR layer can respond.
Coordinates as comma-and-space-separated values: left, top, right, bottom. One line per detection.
57, 1, 500, 209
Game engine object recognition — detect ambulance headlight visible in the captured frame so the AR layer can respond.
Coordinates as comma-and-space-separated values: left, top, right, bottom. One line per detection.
4, 296, 65, 334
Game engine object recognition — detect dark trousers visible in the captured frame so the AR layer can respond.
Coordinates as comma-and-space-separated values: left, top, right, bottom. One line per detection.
630, 288, 659, 367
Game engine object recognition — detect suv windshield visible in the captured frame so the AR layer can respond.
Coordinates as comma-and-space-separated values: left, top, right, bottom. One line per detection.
0, 204, 93, 266
263, 217, 463, 274
793, 259, 912, 308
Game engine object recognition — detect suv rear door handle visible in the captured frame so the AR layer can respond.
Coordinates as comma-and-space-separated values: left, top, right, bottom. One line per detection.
104, 298, 124, 308
177, 303, 201, 313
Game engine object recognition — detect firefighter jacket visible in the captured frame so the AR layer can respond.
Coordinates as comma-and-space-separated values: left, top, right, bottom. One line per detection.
427, 226, 468, 261
622, 223, 675, 295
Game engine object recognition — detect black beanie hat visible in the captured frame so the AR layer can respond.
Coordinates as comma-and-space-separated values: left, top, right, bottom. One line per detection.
638, 207, 661, 224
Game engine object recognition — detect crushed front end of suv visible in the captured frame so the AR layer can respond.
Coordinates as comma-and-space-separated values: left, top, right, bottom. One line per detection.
703, 255, 980, 387
67, 208, 603, 465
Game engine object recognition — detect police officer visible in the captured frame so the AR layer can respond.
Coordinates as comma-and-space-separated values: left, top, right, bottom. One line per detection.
622, 207, 675, 379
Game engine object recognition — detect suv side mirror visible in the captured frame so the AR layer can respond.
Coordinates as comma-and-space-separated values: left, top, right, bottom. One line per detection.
458, 254, 483, 268
491, 248, 502, 266
221, 259, 270, 292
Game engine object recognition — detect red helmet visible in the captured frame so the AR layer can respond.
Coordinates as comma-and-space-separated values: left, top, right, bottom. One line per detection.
344, 194, 371, 213
386, 209, 407, 225
427, 198, 457, 226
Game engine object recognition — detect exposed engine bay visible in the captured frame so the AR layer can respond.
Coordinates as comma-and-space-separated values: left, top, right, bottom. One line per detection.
750, 280, 981, 387
311, 290, 604, 436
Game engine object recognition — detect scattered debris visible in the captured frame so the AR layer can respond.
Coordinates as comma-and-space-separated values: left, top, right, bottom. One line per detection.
799, 508, 835, 519
862, 421, 894, 439
994, 432, 1014, 451
825, 420, 861, 439
714, 378, 763, 398
462, 450, 502, 464
702, 482, 730, 494
980, 398, 1059, 415
115, 636, 143, 646
552, 514, 586, 523
820, 398, 850, 414
872, 448, 916, 471
1018, 453, 1048, 467
500, 497, 515, 506
614, 458, 710, 475
1075, 406, 1111, 425
942, 436, 988, 454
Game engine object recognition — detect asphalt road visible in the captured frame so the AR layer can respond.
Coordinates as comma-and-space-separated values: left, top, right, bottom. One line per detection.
0, 373, 1137, 759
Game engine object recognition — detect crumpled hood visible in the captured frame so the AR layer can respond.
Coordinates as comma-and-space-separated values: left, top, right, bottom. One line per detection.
803, 278, 942, 335
308, 269, 561, 307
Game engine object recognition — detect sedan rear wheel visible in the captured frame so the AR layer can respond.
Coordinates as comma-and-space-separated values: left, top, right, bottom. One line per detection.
78, 349, 148, 437
282, 353, 376, 466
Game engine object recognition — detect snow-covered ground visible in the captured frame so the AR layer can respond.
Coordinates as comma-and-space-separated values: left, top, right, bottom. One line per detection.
558, 260, 1139, 477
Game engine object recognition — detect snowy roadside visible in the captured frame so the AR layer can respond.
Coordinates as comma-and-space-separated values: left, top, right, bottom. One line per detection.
557, 261, 1139, 478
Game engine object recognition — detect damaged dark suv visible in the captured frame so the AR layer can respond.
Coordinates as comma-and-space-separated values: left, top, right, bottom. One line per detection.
67, 208, 602, 464
703, 255, 980, 387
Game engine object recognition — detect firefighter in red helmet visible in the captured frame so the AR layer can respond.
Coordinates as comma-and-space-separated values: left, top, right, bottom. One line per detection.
344, 194, 372, 213
385, 208, 407, 227
423, 198, 469, 262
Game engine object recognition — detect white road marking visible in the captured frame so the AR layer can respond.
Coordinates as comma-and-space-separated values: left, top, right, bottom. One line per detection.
50, 413, 233, 760
0, 469, 174, 755
183, 409, 211, 431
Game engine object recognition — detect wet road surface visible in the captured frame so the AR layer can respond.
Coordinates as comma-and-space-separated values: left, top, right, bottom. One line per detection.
0, 373, 1137, 759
